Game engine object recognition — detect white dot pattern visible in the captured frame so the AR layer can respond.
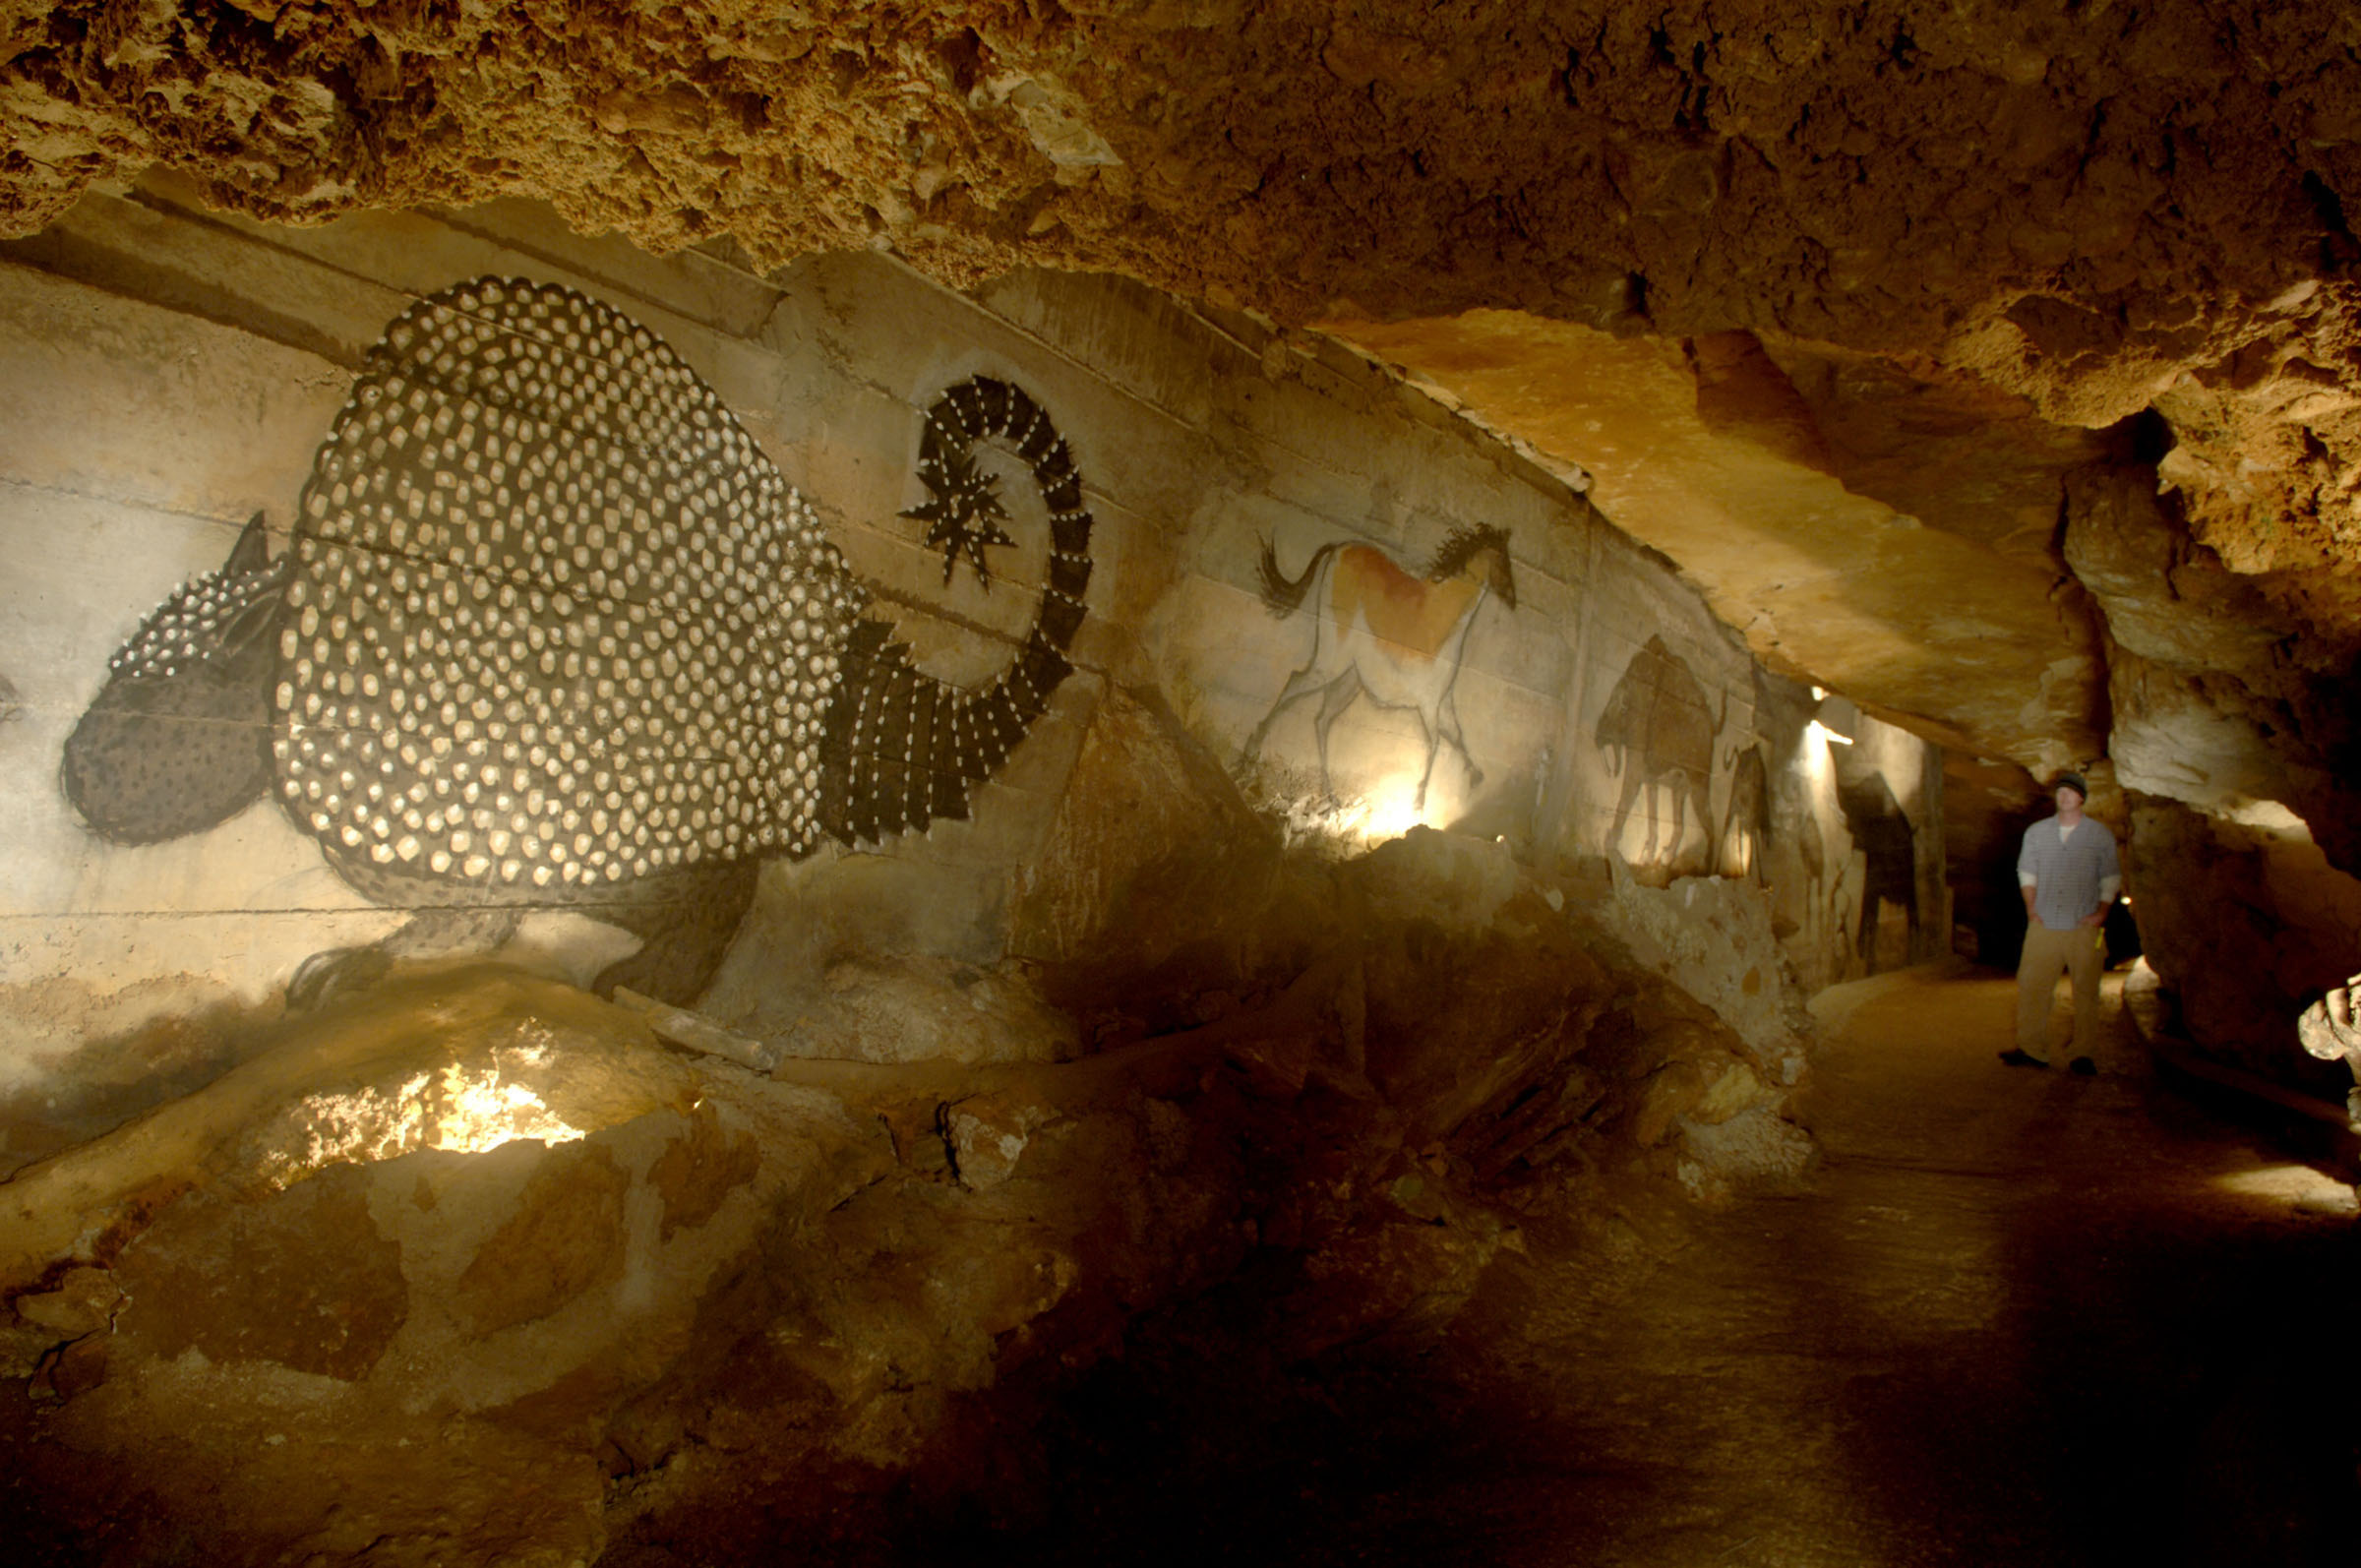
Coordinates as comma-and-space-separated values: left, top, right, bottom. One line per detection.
272, 276, 865, 891
113, 548, 288, 682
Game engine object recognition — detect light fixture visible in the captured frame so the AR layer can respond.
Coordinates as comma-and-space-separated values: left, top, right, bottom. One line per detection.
1813, 691, 1858, 745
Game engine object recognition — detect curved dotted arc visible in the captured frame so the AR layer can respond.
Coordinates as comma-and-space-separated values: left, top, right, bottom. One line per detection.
818, 375, 1095, 845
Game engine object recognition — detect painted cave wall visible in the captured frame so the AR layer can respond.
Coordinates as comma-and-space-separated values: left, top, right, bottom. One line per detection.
0, 177, 1947, 1140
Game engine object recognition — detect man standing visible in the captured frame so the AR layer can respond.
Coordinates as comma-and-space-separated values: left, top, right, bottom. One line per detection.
2003, 771, 2121, 1074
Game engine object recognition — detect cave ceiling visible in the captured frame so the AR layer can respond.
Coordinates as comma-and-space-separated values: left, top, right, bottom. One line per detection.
7, 0, 2361, 845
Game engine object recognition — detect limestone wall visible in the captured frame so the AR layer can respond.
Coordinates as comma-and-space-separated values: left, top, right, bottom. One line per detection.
2126, 795, 2361, 1090
0, 179, 1947, 1144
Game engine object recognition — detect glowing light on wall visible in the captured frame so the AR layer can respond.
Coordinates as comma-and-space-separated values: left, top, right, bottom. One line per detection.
1360, 778, 1427, 843
257, 1053, 587, 1189
1810, 690, 1859, 748
2209, 1164, 2358, 1213
1267, 772, 1434, 853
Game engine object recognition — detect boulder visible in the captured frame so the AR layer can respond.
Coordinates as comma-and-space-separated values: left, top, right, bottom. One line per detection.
2126, 795, 2361, 1095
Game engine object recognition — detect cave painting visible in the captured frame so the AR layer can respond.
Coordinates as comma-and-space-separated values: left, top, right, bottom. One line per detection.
1241, 523, 1516, 808
1594, 634, 1725, 870
1836, 772, 1918, 974
1720, 742, 1770, 884
61, 277, 1092, 1006
1797, 807, 1832, 951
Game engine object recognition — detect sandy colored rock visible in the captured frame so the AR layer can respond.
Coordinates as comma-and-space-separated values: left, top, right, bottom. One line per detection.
8, 5, 2361, 858
11, 1264, 120, 1338
0, 828, 1826, 1563
454, 1142, 632, 1335
113, 1162, 407, 1379
2125, 795, 2361, 1094
647, 1101, 761, 1242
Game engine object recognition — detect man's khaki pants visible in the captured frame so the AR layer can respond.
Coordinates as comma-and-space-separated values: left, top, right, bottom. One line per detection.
2016, 921, 2103, 1062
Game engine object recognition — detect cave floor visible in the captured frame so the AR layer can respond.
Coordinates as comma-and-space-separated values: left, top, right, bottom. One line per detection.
965, 966, 2360, 1568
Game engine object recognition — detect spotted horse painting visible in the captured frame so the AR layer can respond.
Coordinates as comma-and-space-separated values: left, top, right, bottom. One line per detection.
61, 278, 1095, 1007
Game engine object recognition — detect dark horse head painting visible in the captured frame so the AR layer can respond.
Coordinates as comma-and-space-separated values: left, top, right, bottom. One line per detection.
62, 277, 1095, 1006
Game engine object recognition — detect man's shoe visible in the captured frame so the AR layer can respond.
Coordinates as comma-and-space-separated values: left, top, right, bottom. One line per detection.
1998, 1049, 2049, 1068
2068, 1055, 2097, 1076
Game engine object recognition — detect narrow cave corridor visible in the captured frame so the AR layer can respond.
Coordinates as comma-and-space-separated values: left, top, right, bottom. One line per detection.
840, 971, 2356, 1568
11, 9, 2361, 1560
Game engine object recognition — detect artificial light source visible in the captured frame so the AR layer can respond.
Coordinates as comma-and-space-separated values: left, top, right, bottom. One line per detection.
1362, 788, 1424, 843
1813, 692, 1858, 745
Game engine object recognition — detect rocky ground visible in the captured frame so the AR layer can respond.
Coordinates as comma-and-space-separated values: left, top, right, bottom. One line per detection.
867, 969, 2360, 1568
6, 950, 2351, 1563
0, 826, 1821, 1567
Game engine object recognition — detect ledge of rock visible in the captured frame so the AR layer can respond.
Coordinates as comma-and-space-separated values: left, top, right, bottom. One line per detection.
0, 823, 1815, 1563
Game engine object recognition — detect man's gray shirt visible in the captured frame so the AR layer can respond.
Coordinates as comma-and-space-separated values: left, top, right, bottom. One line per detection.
2018, 816, 2120, 931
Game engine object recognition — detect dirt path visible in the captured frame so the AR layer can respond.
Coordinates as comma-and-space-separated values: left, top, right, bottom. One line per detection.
1414, 965, 2360, 1567
967, 966, 2359, 1567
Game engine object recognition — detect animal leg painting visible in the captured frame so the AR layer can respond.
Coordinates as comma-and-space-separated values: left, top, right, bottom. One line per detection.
1594, 634, 1723, 872
1244, 524, 1516, 809
63, 278, 1095, 1007
1720, 743, 1771, 883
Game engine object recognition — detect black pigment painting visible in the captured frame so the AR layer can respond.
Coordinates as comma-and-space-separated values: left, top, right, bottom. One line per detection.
62, 277, 1094, 1005
1595, 633, 1725, 873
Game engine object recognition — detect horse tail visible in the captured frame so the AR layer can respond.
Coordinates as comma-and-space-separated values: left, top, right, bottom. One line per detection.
1256, 537, 1336, 618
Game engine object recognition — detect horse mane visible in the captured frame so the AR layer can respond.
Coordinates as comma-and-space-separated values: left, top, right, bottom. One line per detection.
1426, 522, 1511, 581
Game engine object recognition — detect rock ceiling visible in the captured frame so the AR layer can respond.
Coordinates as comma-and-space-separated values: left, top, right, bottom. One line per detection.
6, 1, 2361, 854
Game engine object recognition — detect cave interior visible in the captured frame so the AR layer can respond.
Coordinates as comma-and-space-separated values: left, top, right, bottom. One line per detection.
2, 3, 2360, 1563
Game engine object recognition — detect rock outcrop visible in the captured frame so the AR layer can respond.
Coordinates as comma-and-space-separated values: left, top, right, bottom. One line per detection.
9, 4, 2361, 859
2124, 794, 2361, 1095
0, 808, 1814, 1563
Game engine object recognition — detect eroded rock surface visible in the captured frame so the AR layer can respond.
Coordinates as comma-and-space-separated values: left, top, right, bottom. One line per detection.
2125, 794, 2361, 1095
9, 5, 2361, 855
0, 819, 1815, 1565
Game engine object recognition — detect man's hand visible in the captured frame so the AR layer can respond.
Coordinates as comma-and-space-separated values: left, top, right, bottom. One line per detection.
2078, 908, 2107, 928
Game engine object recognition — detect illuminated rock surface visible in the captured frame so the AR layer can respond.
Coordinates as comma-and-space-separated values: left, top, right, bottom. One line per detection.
3, 8, 2361, 1558
0, 835, 1819, 1565
8, 2, 2361, 835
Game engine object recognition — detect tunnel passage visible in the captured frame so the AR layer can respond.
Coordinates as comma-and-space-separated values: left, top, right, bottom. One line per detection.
3, 58, 2361, 1560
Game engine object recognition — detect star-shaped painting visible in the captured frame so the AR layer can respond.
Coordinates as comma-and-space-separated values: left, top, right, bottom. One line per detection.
902, 447, 1017, 588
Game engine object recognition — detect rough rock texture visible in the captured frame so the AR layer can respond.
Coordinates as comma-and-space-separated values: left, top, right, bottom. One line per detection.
1597, 860, 1810, 1065
2125, 794, 2361, 1094
0, 817, 1812, 1564
0, 633, 1818, 1562
2295, 973, 2361, 1124
11, 4, 2361, 862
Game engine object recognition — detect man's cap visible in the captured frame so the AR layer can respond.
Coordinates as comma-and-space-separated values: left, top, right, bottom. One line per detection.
2055, 771, 2089, 801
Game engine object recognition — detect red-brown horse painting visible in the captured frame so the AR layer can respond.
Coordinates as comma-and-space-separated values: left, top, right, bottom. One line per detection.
1241, 524, 1516, 807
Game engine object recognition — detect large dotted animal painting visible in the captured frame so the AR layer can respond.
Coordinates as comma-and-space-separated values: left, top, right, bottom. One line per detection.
62, 277, 1094, 1004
